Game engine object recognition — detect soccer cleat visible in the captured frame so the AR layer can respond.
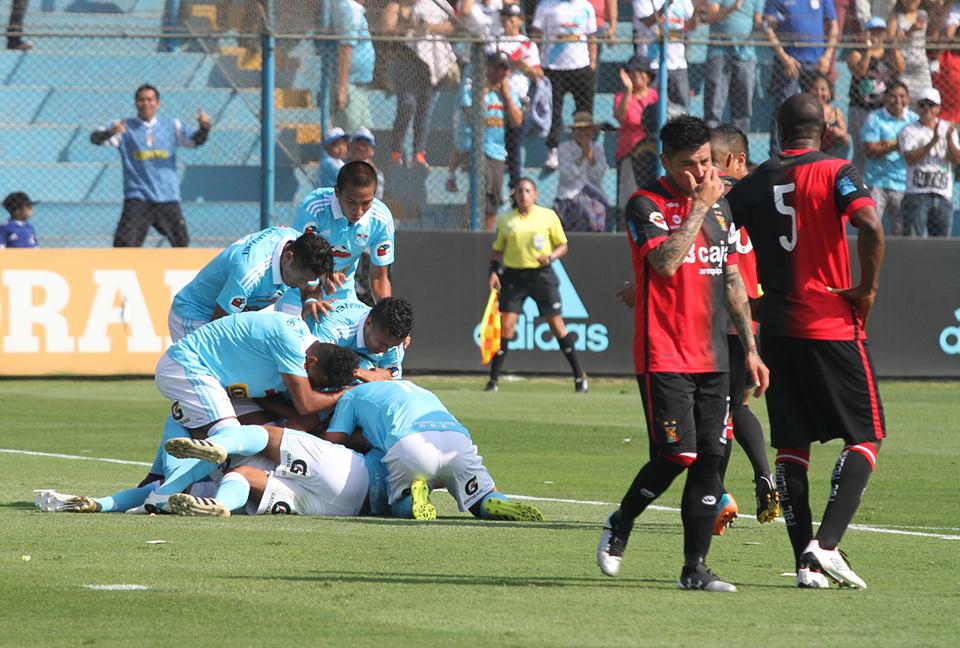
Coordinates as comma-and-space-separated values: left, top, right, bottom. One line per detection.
800, 540, 867, 589
713, 492, 739, 536
575, 375, 589, 393
409, 479, 437, 521
796, 566, 831, 589
482, 497, 544, 522
597, 510, 631, 577
484, 379, 498, 392
544, 147, 559, 170
167, 493, 231, 517
677, 562, 737, 592
412, 150, 429, 169
755, 474, 781, 523
164, 437, 228, 464
35, 491, 101, 513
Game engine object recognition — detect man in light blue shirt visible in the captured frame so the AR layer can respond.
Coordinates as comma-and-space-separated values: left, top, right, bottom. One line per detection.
330, 0, 375, 132
862, 80, 916, 235
287, 161, 394, 311
169, 227, 333, 341
703, 0, 764, 134
319, 380, 544, 522
308, 297, 413, 381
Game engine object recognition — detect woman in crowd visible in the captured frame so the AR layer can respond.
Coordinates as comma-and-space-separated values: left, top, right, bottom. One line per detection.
485, 178, 588, 393
803, 71, 850, 158
887, 0, 933, 96
613, 56, 658, 213
554, 111, 609, 232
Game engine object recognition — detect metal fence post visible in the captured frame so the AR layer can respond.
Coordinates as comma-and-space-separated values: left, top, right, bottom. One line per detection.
468, 41, 485, 231
655, 2, 670, 178
261, 0, 276, 229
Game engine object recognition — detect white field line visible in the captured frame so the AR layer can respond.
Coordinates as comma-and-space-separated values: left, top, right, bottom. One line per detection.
3, 447, 959, 540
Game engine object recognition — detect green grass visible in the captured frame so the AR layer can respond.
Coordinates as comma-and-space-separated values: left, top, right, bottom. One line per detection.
1, 377, 958, 647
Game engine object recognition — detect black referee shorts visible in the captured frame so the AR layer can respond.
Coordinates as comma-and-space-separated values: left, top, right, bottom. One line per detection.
636, 372, 730, 460
761, 336, 886, 449
499, 266, 562, 317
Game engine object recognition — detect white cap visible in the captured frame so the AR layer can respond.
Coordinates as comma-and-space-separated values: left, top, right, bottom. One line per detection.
322, 127, 348, 146
917, 87, 942, 105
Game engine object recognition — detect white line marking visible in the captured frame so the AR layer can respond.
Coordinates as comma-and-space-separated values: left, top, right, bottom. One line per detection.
83, 584, 149, 591
4, 448, 958, 541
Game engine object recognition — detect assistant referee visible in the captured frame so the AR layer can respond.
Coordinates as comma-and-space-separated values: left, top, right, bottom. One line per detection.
485, 178, 588, 393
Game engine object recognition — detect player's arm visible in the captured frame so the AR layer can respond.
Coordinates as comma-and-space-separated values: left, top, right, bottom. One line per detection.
646, 168, 725, 277
281, 373, 345, 415
725, 263, 769, 395
210, 304, 229, 322
831, 205, 884, 323
369, 265, 391, 302
254, 393, 300, 420
354, 367, 394, 382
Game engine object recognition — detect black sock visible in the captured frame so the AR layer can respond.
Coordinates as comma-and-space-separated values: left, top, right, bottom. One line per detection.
817, 448, 875, 549
776, 454, 812, 569
489, 346, 508, 382
559, 333, 584, 379
732, 404, 771, 480
718, 435, 733, 485
619, 454, 685, 523
681, 454, 722, 561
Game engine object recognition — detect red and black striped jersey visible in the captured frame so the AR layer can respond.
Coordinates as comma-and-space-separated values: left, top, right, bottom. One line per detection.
721, 172, 760, 336
625, 177, 736, 374
725, 149, 875, 340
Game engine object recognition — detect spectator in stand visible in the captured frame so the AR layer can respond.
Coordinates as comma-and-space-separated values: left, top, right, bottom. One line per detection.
632, 0, 697, 111
459, 0, 504, 38
898, 87, 960, 236
764, 0, 839, 155
614, 56, 658, 210
90, 84, 211, 248
1, 192, 38, 247
803, 71, 850, 158
703, 0, 764, 135
847, 16, 905, 172
862, 79, 917, 234
382, 0, 456, 169
532, 0, 598, 171
930, 0, 960, 123
490, 2, 544, 189
348, 127, 385, 200
588, 0, 618, 40
554, 111, 609, 231
6, 0, 31, 50
887, 0, 934, 98
317, 127, 349, 189
331, 0, 376, 133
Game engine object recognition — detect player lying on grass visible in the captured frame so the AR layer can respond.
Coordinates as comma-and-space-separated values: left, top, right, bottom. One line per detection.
167, 379, 544, 522
36, 426, 390, 518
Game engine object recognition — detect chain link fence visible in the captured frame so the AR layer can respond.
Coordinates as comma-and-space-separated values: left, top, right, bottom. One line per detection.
2, 0, 958, 246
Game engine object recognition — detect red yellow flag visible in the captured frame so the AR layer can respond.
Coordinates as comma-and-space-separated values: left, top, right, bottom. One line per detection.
479, 288, 502, 365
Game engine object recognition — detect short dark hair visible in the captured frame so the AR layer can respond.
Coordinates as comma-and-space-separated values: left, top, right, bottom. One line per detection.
885, 79, 909, 96
289, 231, 334, 277
312, 343, 360, 388
508, 177, 537, 208
369, 297, 414, 340
710, 123, 749, 160
135, 84, 159, 101
776, 93, 824, 144
660, 115, 711, 158
336, 160, 379, 191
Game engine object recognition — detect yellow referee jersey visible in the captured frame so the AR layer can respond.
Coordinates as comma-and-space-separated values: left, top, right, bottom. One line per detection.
492, 205, 568, 269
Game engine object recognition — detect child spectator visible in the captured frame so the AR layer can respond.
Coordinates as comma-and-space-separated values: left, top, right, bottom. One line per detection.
316, 127, 349, 188
348, 127, 385, 200
1, 192, 39, 248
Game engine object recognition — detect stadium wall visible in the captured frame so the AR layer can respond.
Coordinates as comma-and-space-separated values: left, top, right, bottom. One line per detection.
0, 235, 958, 377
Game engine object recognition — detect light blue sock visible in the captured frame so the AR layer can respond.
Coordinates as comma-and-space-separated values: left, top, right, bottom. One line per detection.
390, 495, 414, 519
477, 491, 508, 519
148, 415, 190, 477
209, 425, 269, 457
94, 482, 159, 513
154, 459, 216, 497
215, 473, 251, 511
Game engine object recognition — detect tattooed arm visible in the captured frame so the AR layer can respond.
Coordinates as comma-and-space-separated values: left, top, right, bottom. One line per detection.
726, 263, 770, 396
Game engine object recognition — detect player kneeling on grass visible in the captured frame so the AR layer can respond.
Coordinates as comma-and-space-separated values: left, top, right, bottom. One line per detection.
36, 425, 390, 518
317, 379, 544, 522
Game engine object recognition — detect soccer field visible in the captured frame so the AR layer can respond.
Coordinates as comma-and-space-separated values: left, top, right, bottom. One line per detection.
1, 377, 958, 647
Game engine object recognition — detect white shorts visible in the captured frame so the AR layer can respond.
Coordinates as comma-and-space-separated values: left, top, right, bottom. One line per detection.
167, 310, 209, 342
383, 431, 495, 512
254, 430, 369, 516
154, 353, 262, 429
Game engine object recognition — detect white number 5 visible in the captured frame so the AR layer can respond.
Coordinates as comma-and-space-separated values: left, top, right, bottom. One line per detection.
774, 183, 797, 252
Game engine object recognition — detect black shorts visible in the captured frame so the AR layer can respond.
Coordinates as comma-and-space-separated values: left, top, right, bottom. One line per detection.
500, 266, 562, 316
114, 199, 188, 248
636, 372, 730, 459
726, 334, 756, 402
760, 336, 886, 449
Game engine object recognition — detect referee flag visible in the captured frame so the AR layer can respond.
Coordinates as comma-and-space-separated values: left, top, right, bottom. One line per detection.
479, 289, 501, 365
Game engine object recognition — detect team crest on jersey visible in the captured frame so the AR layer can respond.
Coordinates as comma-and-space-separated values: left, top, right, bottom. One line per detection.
663, 420, 680, 443
355, 231, 369, 245
230, 296, 246, 311
227, 383, 249, 400
649, 211, 669, 230
331, 244, 351, 259
376, 242, 391, 257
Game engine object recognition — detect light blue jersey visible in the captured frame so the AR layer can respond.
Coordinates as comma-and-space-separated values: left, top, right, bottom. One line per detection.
307, 300, 404, 378
327, 380, 469, 452
332, 0, 375, 84
862, 107, 918, 191
167, 311, 314, 398
172, 227, 299, 322
289, 187, 394, 302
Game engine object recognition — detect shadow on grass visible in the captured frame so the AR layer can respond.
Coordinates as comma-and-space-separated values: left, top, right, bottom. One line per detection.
341, 517, 681, 534
0, 501, 34, 510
